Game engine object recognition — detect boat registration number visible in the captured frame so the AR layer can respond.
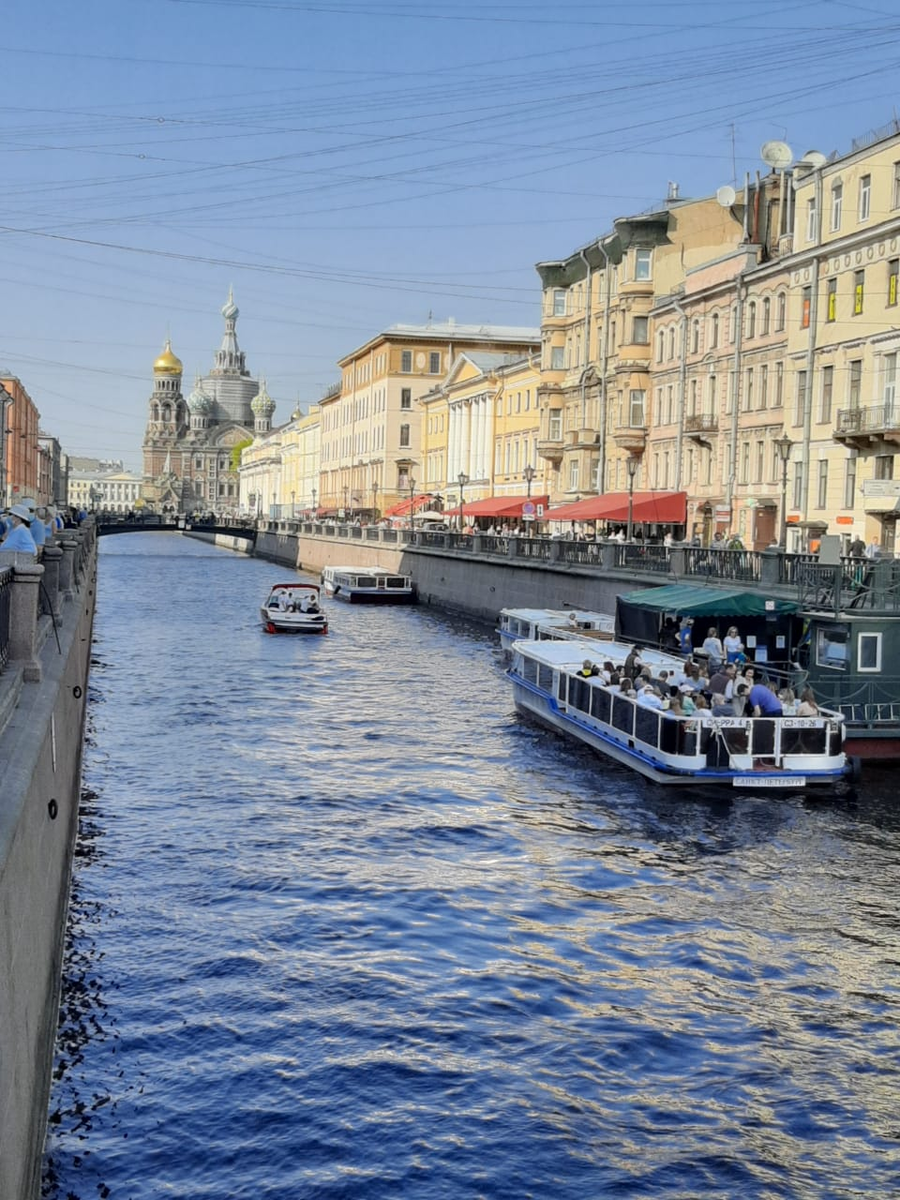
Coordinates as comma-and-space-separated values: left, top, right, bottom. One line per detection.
734, 776, 805, 788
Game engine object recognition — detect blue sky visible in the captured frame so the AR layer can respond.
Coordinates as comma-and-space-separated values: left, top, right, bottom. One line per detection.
3, 0, 900, 467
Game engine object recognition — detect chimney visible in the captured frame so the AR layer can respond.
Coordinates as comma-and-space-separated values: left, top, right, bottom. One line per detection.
667, 181, 680, 201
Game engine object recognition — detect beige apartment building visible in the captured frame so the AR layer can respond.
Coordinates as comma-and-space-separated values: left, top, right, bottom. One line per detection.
320, 321, 540, 516
419, 351, 545, 511
786, 126, 900, 554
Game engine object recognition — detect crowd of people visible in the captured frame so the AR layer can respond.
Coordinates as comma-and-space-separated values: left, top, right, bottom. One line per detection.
0, 498, 78, 554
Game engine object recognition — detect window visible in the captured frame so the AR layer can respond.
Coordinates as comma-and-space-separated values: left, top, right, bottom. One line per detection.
890, 260, 899, 307
801, 286, 811, 329
666, 385, 674, 424
816, 626, 849, 671
747, 303, 756, 339
710, 312, 719, 348
884, 351, 897, 415
762, 298, 771, 336
667, 326, 675, 359
820, 365, 834, 424
859, 174, 871, 221
894, 162, 900, 210
399, 423, 410, 447
776, 293, 786, 331
429, 352, 441, 374
548, 408, 562, 439
691, 319, 700, 353
792, 461, 804, 508
806, 197, 818, 243
569, 459, 580, 490
854, 270, 865, 315
844, 455, 857, 508
629, 389, 646, 426
689, 378, 698, 415
401, 350, 412, 373
826, 277, 837, 322
730, 304, 737, 343
552, 289, 566, 316
755, 440, 765, 483
656, 330, 665, 361
635, 249, 652, 280
858, 632, 882, 673
744, 367, 754, 411
794, 370, 807, 426
740, 442, 750, 484
816, 460, 828, 508
848, 360, 862, 409
400, 387, 412, 410
708, 375, 717, 411
759, 364, 768, 409
550, 345, 565, 369
875, 454, 894, 480
830, 183, 843, 232
632, 315, 649, 344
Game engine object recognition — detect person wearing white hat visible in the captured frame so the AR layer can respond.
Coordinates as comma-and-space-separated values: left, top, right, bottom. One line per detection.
1, 503, 37, 553
21, 498, 46, 547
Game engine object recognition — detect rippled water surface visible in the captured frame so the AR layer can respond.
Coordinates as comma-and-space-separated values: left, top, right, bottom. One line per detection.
43, 534, 900, 1199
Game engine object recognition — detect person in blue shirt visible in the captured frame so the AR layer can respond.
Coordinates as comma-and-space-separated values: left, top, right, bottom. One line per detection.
749, 681, 783, 716
679, 617, 694, 655
1, 504, 38, 553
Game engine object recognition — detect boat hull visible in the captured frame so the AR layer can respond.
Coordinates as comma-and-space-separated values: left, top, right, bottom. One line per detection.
326, 588, 416, 605
260, 608, 328, 634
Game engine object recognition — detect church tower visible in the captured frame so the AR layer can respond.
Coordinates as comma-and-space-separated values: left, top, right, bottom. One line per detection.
251, 378, 276, 435
142, 339, 186, 510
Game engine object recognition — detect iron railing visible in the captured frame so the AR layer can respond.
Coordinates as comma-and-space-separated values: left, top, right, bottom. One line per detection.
0, 567, 11, 673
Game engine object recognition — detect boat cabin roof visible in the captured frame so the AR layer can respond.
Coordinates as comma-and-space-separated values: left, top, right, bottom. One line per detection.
502, 608, 614, 626
269, 582, 320, 594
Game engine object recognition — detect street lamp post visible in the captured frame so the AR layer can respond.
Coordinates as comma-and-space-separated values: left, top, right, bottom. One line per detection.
311, 486, 317, 520
342, 485, 349, 521
523, 464, 535, 499
457, 471, 469, 532
372, 481, 379, 521
626, 455, 639, 543
291, 490, 296, 519
408, 477, 416, 537
272, 491, 276, 522
774, 433, 793, 551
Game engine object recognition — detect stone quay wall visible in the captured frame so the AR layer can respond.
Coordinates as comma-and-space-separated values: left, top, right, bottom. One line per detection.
0, 526, 97, 1200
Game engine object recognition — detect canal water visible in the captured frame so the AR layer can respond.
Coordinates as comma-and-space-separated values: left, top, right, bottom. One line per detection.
43, 534, 900, 1199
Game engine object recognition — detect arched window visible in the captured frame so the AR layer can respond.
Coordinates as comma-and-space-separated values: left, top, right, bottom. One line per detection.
161, 403, 172, 424
747, 301, 756, 339
710, 312, 719, 348
776, 292, 787, 331
667, 326, 676, 359
152, 403, 160, 422
691, 320, 700, 354
762, 297, 771, 335
656, 330, 665, 362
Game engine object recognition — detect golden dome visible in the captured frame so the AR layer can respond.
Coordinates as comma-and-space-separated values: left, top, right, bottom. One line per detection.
153, 339, 183, 376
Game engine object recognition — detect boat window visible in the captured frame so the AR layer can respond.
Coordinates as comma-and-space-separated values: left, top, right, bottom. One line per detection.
520, 655, 538, 684
591, 687, 611, 724
857, 631, 882, 672
386, 577, 408, 588
611, 694, 634, 735
537, 664, 554, 691
357, 576, 378, 588
569, 677, 592, 712
780, 721, 827, 756
557, 674, 568, 703
815, 625, 849, 671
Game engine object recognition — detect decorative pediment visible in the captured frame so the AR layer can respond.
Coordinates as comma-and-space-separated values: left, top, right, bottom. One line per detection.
212, 422, 254, 447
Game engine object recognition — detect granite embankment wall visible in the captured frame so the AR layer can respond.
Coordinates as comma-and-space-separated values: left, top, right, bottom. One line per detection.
0, 528, 97, 1200
248, 529, 644, 623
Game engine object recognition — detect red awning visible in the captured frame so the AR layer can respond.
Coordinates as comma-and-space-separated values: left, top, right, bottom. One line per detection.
385, 493, 435, 517
547, 491, 687, 525
443, 494, 550, 519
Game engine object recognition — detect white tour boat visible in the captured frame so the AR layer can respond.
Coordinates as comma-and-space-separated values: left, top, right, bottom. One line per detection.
261, 582, 328, 634
321, 565, 417, 605
498, 607, 615, 654
508, 639, 851, 790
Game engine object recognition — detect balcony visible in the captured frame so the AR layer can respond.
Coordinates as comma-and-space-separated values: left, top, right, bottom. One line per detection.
612, 426, 647, 454
861, 478, 900, 514
537, 435, 564, 463
565, 428, 600, 450
684, 412, 718, 446
835, 404, 900, 447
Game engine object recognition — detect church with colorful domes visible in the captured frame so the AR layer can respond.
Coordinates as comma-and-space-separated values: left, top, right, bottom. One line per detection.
141, 291, 275, 513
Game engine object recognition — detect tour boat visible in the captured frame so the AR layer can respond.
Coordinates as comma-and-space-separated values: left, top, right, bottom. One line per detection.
508, 639, 852, 790
498, 607, 615, 654
261, 583, 328, 634
321, 565, 417, 605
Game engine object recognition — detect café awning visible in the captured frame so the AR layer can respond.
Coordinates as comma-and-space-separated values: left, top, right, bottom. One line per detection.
385, 493, 435, 517
443, 494, 550, 519
618, 583, 799, 618
546, 491, 687, 525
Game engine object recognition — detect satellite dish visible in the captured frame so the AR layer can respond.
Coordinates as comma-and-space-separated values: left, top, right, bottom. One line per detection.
799, 150, 827, 168
761, 140, 793, 170
716, 185, 737, 208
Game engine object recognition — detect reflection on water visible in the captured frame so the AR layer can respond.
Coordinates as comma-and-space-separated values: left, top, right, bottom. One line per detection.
43, 534, 900, 1199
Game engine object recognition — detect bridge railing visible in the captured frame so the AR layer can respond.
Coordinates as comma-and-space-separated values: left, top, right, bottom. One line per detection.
0, 567, 11, 673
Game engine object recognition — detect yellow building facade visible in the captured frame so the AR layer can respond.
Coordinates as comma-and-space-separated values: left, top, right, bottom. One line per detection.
419, 352, 545, 509
321, 322, 539, 515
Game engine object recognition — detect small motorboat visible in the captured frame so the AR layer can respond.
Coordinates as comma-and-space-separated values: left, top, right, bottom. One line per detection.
261, 583, 328, 634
